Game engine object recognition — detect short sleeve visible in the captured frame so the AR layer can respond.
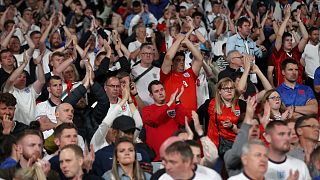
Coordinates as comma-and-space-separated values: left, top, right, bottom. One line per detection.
314, 67, 320, 86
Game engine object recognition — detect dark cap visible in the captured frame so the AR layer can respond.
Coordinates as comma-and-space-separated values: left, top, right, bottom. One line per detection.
112, 115, 136, 131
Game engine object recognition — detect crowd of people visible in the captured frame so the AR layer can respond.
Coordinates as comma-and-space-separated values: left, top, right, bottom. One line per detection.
0, 0, 320, 179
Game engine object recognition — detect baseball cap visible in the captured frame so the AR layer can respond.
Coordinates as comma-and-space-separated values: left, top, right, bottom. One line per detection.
112, 115, 136, 132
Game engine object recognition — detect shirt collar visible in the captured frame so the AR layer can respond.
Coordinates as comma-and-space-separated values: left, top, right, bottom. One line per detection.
236, 33, 248, 41
281, 82, 300, 90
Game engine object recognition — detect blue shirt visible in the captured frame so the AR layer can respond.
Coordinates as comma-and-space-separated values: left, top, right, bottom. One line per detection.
314, 66, 320, 86
102, 166, 151, 180
124, 13, 151, 30
226, 33, 262, 57
276, 83, 316, 106
142, 0, 170, 20
0, 157, 17, 169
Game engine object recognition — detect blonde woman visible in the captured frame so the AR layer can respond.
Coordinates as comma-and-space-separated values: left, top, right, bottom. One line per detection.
198, 77, 243, 157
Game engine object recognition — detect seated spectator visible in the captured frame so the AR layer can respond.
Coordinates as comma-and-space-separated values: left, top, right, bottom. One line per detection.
49, 123, 92, 179
92, 115, 152, 177
161, 19, 203, 114
310, 146, 320, 179
161, 141, 213, 179
0, 49, 16, 90
224, 96, 261, 176
264, 121, 311, 179
267, 5, 308, 87
0, 129, 59, 179
260, 89, 292, 121
3, 52, 45, 125
60, 144, 102, 180
141, 80, 187, 161
276, 59, 318, 118
228, 139, 268, 180
288, 115, 319, 177
43, 103, 85, 155
102, 137, 151, 180
0, 135, 20, 169
197, 78, 241, 155
90, 77, 142, 151
0, 92, 29, 137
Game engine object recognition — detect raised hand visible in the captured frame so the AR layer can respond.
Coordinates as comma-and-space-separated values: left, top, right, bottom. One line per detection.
287, 169, 299, 180
284, 4, 291, 19
260, 101, 271, 128
167, 88, 179, 106
34, 51, 45, 65
83, 144, 95, 172
175, 86, 184, 102
295, 9, 301, 22
192, 111, 204, 136
185, 117, 194, 140
245, 96, 257, 122
2, 114, 14, 134
35, 159, 51, 176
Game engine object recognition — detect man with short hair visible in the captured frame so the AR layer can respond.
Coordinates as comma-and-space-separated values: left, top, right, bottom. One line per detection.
218, 50, 257, 97
288, 114, 319, 177
264, 120, 311, 179
3, 52, 45, 125
161, 23, 203, 114
226, 16, 263, 57
0, 49, 16, 90
0, 129, 59, 179
0, 92, 28, 137
142, 80, 187, 161
300, 27, 320, 89
276, 59, 318, 117
44, 103, 85, 155
228, 140, 268, 180
36, 75, 63, 138
161, 141, 212, 179
59, 144, 103, 180
131, 43, 160, 105
49, 123, 93, 179
267, 5, 308, 87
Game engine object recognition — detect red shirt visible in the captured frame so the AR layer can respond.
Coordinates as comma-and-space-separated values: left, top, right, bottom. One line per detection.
270, 46, 303, 86
160, 68, 197, 117
207, 99, 240, 147
141, 103, 187, 161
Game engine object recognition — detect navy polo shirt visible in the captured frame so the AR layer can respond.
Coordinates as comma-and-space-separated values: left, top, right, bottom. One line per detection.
276, 83, 316, 106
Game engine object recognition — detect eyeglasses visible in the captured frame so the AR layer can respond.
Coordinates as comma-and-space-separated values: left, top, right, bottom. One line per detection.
221, 87, 235, 91
268, 96, 281, 101
299, 124, 320, 130
106, 84, 121, 89
141, 53, 154, 56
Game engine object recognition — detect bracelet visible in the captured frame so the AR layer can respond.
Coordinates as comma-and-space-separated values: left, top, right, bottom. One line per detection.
132, 93, 138, 97
175, 100, 181, 104
128, 100, 133, 104
293, 106, 296, 112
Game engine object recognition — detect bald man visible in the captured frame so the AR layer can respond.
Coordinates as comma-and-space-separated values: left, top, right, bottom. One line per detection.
44, 103, 85, 156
